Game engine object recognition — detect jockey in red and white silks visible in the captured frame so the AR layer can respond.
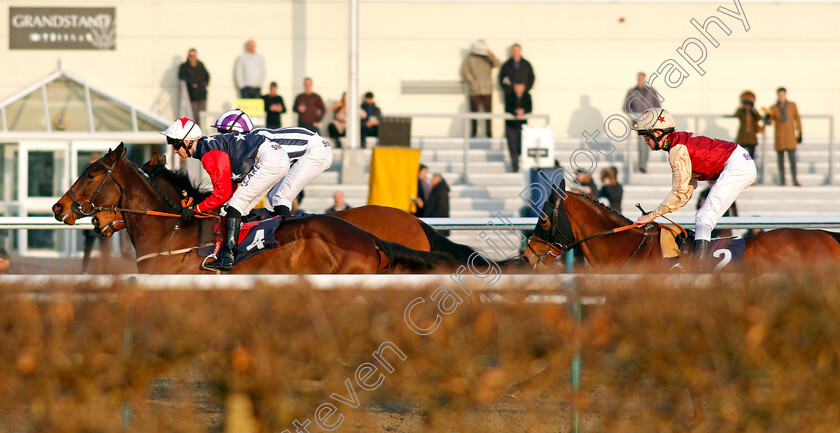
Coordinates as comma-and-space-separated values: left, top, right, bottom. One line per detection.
161, 117, 333, 271
632, 108, 757, 268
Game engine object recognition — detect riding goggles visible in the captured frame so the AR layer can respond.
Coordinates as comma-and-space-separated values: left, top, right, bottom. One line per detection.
167, 136, 186, 150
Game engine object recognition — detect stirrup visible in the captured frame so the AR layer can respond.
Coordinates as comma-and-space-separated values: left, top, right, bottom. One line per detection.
201, 254, 224, 273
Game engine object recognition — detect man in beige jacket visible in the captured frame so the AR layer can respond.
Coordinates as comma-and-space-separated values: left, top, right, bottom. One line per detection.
462, 40, 500, 138
765, 87, 802, 186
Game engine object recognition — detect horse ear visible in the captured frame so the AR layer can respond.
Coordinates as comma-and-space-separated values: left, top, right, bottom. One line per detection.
117, 142, 127, 157
149, 152, 159, 167
160, 154, 166, 166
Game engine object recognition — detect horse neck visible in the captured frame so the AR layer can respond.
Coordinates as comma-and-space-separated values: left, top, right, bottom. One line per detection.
564, 194, 655, 269
114, 161, 201, 261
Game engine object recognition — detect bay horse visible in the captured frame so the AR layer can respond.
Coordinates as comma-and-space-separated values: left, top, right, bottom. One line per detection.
88, 154, 491, 266
52, 144, 454, 274
522, 180, 840, 272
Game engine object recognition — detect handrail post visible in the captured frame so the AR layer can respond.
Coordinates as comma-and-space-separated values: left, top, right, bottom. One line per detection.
829, 115, 834, 185
463, 115, 470, 184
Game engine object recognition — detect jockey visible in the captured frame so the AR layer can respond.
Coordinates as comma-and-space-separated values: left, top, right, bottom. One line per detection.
632, 108, 756, 270
161, 117, 333, 271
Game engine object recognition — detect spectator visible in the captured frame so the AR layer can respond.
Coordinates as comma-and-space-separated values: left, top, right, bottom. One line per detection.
325, 191, 352, 213
499, 43, 535, 97
412, 164, 431, 217
598, 166, 623, 213
262, 82, 286, 129
360, 91, 382, 147
765, 87, 802, 186
734, 90, 762, 160
504, 82, 532, 172
462, 39, 500, 138
0, 248, 10, 274
327, 92, 348, 147
697, 180, 738, 238
293, 77, 326, 134
425, 173, 451, 236
575, 170, 598, 196
624, 72, 662, 174
178, 48, 210, 126
234, 39, 266, 99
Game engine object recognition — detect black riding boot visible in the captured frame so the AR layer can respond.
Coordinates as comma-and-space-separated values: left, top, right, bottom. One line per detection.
206, 209, 241, 271
272, 205, 291, 219
692, 239, 711, 272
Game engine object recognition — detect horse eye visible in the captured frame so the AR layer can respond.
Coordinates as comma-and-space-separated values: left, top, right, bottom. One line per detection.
87, 173, 95, 179
539, 216, 550, 230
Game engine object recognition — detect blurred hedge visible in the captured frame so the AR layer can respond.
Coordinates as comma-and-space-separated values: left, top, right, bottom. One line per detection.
1, 271, 840, 432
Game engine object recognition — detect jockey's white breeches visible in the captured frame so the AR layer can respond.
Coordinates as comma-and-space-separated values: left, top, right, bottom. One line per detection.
269, 137, 334, 210
695, 145, 757, 241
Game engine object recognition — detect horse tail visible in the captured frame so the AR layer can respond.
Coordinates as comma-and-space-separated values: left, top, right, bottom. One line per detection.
418, 220, 493, 267
374, 238, 456, 273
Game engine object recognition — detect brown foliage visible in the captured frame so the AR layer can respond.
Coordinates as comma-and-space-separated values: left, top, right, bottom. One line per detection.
1, 271, 840, 432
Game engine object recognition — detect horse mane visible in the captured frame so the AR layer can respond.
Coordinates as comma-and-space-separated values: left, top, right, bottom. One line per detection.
151, 165, 212, 202
568, 190, 634, 226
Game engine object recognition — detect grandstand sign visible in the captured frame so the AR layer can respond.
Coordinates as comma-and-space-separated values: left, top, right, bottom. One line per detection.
9, 7, 115, 50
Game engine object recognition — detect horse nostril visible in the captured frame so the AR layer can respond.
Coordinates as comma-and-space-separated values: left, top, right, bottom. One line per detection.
53, 203, 63, 215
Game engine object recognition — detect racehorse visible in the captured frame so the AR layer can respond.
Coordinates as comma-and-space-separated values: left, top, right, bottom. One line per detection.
522, 180, 840, 272
52, 144, 455, 274
88, 154, 492, 266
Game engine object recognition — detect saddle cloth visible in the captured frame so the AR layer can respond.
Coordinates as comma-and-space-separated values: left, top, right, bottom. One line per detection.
660, 226, 746, 270
198, 216, 283, 265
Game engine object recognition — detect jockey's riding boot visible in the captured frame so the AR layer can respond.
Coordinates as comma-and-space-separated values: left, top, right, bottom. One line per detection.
272, 205, 291, 219
206, 210, 241, 271
692, 239, 711, 272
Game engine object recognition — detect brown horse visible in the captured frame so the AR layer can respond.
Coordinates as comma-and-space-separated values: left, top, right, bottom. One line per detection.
52, 144, 454, 274
89, 154, 490, 266
522, 180, 840, 272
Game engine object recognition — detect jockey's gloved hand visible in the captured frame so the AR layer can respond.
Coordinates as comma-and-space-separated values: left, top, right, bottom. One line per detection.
180, 204, 197, 219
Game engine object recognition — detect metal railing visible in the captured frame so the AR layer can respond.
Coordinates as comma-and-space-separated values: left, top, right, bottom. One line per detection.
665, 113, 835, 185
4, 216, 840, 231
384, 112, 551, 184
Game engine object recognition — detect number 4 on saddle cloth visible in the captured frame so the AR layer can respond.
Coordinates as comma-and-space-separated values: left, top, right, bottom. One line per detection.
660, 227, 746, 271
198, 216, 282, 265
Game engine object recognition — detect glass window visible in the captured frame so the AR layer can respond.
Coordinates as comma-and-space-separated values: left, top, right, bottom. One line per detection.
27, 150, 64, 198
90, 89, 133, 132
45, 77, 89, 132
5, 91, 47, 131
27, 213, 59, 251
138, 113, 165, 132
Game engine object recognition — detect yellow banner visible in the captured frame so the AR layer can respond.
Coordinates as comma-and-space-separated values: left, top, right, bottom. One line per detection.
235, 99, 265, 117
367, 147, 422, 212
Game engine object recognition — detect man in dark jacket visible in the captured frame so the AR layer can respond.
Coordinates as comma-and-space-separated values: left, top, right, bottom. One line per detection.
425, 174, 451, 236
178, 48, 210, 126
504, 82, 532, 172
499, 44, 535, 97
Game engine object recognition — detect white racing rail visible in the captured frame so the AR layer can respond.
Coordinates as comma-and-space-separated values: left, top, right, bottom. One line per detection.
4, 216, 840, 231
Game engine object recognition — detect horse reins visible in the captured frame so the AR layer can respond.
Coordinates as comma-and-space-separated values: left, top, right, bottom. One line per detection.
70, 157, 217, 220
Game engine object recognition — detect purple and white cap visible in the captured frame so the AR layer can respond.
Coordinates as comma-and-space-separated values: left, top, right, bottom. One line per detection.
212, 109, 254, 134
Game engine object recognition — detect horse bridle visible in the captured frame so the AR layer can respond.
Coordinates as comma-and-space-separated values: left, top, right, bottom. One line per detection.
69, 158, 124, 216
526, 201, 652, 268
69, 157, 181, 217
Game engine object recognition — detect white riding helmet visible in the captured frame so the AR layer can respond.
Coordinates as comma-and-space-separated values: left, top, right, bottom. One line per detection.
633, 108, 675, 132
161, 117, 202, 143
212, 109, 254, 134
